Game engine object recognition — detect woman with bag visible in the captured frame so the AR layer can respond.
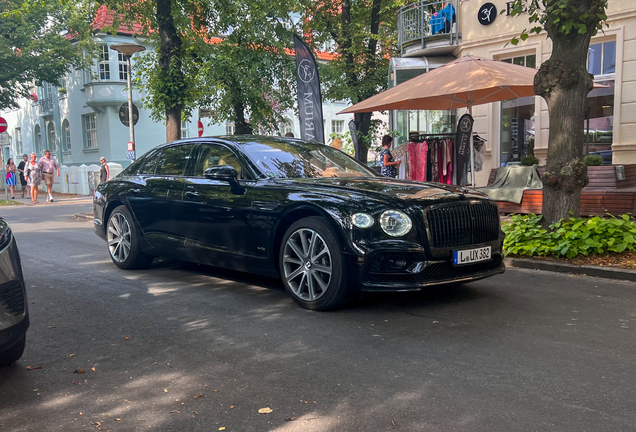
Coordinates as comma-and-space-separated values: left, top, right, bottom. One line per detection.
5, 158, 16, 200
24, 153, 42, 204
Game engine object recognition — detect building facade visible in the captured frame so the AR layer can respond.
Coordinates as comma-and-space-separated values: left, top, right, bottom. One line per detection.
392, 0, 635, 186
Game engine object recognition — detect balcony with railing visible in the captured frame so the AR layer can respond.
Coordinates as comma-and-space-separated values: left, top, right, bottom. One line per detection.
38, 97, 54, 116
398, 0, 460, 57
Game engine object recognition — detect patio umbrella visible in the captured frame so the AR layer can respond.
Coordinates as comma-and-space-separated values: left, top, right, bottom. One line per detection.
339, 55, 538, 186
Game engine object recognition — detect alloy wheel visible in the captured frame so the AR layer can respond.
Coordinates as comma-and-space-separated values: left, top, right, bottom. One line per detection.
107, 212, 132, 263
282, 228, 333, 301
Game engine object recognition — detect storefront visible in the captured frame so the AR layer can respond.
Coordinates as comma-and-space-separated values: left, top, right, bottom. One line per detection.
393, 0, 636, 186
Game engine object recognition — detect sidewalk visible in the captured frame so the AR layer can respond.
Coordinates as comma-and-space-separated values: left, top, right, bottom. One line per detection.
0, 189, 91, 206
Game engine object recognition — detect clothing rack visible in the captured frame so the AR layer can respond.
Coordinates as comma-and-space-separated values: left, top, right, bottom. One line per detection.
412, 133, 456, 142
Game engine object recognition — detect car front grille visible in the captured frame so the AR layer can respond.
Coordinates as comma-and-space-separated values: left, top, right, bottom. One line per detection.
366, 254, 503, 284
425, 202, 500, 249
0, 281, 25, 315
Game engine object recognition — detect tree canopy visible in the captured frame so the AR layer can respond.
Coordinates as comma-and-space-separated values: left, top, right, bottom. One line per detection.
106, 0, 297, 139
302, 0, 405, 161
0, 0, 96, 110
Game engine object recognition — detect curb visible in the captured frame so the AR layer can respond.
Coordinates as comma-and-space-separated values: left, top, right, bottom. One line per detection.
505, 258, 636, 282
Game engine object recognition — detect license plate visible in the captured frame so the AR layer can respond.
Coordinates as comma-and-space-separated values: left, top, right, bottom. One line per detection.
453, 246, 491, 265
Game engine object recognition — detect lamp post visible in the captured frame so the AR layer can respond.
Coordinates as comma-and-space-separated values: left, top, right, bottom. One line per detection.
110, 43, 146, 160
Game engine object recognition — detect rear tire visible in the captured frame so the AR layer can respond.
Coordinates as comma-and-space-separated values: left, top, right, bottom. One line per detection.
107, 205, 153, 270
0, 335, 26, 367
279, 217, 351, 310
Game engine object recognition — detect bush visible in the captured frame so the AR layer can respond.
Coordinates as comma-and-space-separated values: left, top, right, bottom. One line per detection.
520, 155, 540, 166
584, 154, 604, 166
502, 213, 636, 259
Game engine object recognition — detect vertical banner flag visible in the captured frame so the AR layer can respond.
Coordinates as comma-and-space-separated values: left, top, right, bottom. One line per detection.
455, 113, 474, 186
294, 34, 325, 144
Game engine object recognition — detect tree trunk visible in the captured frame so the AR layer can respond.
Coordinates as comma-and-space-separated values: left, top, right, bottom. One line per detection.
536, 4, 596, 227
354, 112, 372, 163
233, 101, 253, 135
156, 0, 184, 142
166, 108, 181, 142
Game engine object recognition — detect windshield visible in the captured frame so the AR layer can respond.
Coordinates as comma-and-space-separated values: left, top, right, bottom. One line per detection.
241, 140, 377, 179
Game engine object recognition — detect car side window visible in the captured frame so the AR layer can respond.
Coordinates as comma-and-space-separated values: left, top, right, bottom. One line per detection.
136, 151, 160, 175
194, 144, 252, 180
154, 145, 194, 176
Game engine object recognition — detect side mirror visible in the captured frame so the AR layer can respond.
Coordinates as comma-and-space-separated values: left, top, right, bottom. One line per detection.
204, 165, 238, 181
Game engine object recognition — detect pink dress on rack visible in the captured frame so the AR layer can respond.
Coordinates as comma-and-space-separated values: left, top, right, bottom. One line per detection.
418, 142, 427, 182
445, 140, 453, 184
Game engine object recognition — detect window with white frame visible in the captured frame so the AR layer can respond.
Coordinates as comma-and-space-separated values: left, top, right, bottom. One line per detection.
47, 122, 56, 152
181, 121, 189, 139
61, 75, 67, 90
331, 120, 344, 134
83, 113, 98, 148
588, 40, 616, 76
280, 119, 293, 136
62, 120, 71, 151
499, 52, 537, 165
118, 52, 129, 80
14, 128, 22, 155
98, 45, 110, 80
34, 124, 42, 153
226, 122, 235, 135
501, 54, 536, 68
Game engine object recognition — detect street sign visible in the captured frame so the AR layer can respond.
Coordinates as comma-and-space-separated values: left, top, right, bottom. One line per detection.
0, 117, 7, 133
118, 103, 139, 127
126, 150, 135, 159
0, 133, 9, 146
127, 141, 134, 151
198, 120, 204, 137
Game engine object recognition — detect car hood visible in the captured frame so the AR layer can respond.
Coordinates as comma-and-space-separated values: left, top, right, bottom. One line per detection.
276, 177, 491, 205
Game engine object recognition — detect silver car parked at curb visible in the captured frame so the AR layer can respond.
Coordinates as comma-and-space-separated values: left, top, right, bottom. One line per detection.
0, 217, 29, 366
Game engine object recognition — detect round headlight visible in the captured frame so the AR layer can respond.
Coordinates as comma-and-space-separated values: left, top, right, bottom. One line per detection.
380, 210, 412, 237
351, 213, 374, 229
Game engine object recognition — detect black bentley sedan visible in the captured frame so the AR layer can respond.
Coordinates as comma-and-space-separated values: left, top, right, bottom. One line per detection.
94, 136, 504, 310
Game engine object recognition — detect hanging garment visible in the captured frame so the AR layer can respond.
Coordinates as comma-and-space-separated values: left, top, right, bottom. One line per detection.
431, 141, 439, 182
426, 144, 433, 182
407, 142, 420, 181
445, 140, 453, 184
438, 142, 445, 183
418, 141, 428, 182
391, 143, 409, 180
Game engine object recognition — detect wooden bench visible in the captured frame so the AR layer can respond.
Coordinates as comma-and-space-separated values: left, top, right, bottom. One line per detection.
486, 165, 636, 216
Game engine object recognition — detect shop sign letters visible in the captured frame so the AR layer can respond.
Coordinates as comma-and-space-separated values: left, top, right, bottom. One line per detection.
505, 0, 542, 16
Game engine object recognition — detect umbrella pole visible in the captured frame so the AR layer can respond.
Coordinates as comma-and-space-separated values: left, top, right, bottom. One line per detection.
468, 104, 475, 188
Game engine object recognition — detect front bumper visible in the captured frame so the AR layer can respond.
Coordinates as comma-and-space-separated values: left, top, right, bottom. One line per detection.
0, 234, 29, 351
348, 239, 505, 292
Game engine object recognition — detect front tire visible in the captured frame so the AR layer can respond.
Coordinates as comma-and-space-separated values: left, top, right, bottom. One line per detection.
0, 335, 25, 367
107, 205, 153, 270
279, 217, 350, 310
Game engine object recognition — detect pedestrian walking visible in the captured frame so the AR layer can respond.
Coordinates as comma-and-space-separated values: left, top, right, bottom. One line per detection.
25, 153, 42, 205
17, 154, 28, 199
5, 158, 16, 199
38, 150, 59, 203
99, 157, 110, 183
380, 135, 400, 178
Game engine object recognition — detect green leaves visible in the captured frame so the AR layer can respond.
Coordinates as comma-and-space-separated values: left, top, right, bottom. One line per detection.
505, 0, 608, 44
502, 213, 636, 259
0, 0, 97, 110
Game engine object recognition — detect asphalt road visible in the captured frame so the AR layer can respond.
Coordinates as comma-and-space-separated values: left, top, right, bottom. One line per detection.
0, 202, 635, 432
